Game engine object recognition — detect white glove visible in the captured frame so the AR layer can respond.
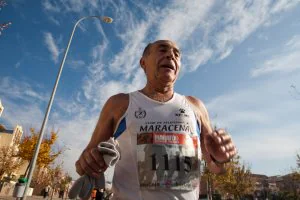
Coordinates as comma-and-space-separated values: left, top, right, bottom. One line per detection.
68, 138, 120, 199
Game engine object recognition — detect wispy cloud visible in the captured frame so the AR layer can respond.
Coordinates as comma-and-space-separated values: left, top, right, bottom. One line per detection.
0, 77, 46, 102
270, 0, 300, 13
0, 77, 47, 128
66, 59, 86, 69
0, 76, 99, 178
27, 0, 300, 177
15, 61, 21, 68
44, 32, 60, 63
48, 16, 60, 26
251, 34, 300, 77
206, 71, 300, 175
109, 22, 150, 77
42, 0, 101, 14
47, 0, 300, 124
0, 97, 44, 129
42, 0, 61, 12
42, 0, 300, 73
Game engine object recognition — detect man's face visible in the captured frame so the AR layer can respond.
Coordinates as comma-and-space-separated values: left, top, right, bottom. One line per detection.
141, 40, 181, 84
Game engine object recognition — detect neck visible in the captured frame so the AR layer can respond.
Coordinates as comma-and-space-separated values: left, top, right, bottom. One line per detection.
140, 82, 174, 102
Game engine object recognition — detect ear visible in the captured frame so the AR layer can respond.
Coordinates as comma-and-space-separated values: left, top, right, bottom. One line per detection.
140, 57, 146, 70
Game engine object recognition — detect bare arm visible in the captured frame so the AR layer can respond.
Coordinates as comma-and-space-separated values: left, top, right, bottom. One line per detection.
86, 93, 129, 148
186, 96, 226, 174
76, 93, 129, 177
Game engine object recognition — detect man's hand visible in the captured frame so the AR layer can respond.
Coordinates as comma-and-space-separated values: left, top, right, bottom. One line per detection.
204, 129, 237, 163
75, 148, 108, 178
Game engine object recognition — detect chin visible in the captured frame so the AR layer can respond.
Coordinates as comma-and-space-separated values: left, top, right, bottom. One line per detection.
159, 76, 176, 84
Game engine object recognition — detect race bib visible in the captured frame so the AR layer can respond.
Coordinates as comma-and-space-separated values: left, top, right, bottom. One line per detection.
137, 132, 200, 190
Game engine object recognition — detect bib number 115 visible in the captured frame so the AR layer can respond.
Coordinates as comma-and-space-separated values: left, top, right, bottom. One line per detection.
150, 154, 192, 173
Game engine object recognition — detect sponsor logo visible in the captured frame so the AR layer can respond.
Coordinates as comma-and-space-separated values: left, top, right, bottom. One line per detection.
175, 108, 189, 117
135, 107, 146, 119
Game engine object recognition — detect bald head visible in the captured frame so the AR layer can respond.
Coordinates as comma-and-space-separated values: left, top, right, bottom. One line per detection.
142, 40, 179, 57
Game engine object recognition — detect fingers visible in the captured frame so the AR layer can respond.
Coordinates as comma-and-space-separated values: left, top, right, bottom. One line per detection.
75, 148, 107, 178
211, 129, 231, 145
75, 160, 84, 176
90, 148, 107, 170
223, 144, 237, 159
210, 129, 237, 160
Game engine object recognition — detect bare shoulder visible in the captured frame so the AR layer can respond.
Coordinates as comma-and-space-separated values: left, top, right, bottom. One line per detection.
185, 96, 208, 119
186, 95, 212, 134
105, 93, 129, 115
86, 93, 129, 148
104, 93, 129, 127
107, 93, 129, 107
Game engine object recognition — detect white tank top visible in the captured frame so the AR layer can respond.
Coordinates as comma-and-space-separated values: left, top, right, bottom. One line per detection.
112, 91, 202, 200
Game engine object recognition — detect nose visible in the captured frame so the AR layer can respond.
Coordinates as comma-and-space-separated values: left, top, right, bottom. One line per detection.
166, 50, 175, 60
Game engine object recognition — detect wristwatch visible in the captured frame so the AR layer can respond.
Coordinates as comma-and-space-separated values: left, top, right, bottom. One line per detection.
210, 154, 231, 165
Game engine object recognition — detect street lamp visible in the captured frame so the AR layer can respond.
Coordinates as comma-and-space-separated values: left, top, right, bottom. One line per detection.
21, 15, 113, 200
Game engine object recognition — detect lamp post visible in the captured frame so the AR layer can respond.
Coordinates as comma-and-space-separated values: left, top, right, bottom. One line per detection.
21, 16, 113, 200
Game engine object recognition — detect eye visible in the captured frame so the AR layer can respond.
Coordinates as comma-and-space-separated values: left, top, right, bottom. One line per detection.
159, 48, 167, 52
174, 51, 181, 58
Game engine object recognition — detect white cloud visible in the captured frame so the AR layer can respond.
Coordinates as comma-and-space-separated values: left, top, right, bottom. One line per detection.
42, 0, 102, 14
251, 51, 300, 76
91, 41, 109, 62
285, 34, 300, 49
110, 21, 150, 77
212, 1, 270, 59
62, 0, 300, 127
0, 77, 46, 102
257, 33, 269, 40
0, 76, 100, 178
44, 32, 60, 63
42, 0, 300, 73
156, 0, 214, 43
67, 59, 86, 69
48, 16, 60, 26
59, 0, 85, 13
186, 48, 213, 71
15, 61, 21, 68
0, 97, 44, 129
42, 0, 61, 12
206, 72, 300, 175
270, 0, 300, 13
33, 0, 300, 177
251, 35, 300, 77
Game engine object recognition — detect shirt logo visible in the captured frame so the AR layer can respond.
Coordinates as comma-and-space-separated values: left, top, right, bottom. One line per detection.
135, 108, 146, 119
175, 108, 189, 117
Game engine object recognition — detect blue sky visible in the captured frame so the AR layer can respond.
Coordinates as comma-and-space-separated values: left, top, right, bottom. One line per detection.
1, 0, 300, 179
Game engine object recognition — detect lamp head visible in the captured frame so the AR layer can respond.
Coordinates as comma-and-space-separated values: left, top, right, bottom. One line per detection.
102, 16, 113, 23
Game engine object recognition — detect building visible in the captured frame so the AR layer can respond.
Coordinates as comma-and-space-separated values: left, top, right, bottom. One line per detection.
0, 124, 28, 180
0, 125, 23, 148
251, 174, 269, 198
0, 99, 3, 117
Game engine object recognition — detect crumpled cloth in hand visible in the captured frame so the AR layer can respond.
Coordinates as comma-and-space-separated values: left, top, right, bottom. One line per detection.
68, 138, 120, 199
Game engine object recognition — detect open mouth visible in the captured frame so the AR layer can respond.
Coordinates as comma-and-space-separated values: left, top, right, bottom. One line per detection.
160, 64, 175, 70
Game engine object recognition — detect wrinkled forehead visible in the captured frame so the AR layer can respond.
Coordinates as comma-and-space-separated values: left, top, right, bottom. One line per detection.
152, 40, 180, 50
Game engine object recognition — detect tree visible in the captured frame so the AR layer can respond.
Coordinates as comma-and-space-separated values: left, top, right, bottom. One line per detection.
42, 164, 72, 198
0, 145, 23, 181
275, 154, 300, 200
209, 155, 255, 200
290, 85, 300, 100
0, 1, 12, 36
280, 172, 300, 200
18, 128, 63, 175
297, 153, 300, 169
58, 173, 72, 192
30, 163, 70, 196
